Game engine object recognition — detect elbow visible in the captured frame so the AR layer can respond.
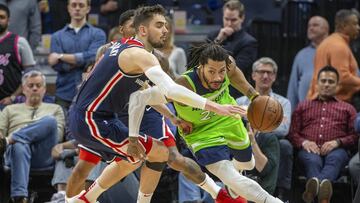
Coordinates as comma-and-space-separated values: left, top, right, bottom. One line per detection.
159, 83, 177, 98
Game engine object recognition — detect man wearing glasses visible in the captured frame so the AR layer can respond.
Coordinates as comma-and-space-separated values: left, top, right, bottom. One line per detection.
237, 57, 292, 201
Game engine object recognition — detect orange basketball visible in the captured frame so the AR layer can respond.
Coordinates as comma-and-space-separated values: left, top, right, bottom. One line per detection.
247, 95, 283, 132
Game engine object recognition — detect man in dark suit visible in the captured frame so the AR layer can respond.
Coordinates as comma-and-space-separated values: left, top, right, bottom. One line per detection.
207, 0, 258, 98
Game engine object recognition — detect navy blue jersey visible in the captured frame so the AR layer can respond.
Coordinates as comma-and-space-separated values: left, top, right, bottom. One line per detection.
74, 38, 149, 114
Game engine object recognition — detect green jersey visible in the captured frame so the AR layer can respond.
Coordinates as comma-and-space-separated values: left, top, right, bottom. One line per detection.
174, 69, 250, 152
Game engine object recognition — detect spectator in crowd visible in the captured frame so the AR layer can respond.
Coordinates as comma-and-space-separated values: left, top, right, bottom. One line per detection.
117, 9, 136, 38
39, 0, 54, 34
106, 9, 136, 42
48, 0, 70, 32
237, 57, 291, 199
99, 0, 145, 33
157, 16, 187, 79
0, 4, 36, 109
0, 0, 41, 49
48, 139, 78, 203
48, 0, 106, 111
289, 66, 358, 203
307, 9, 360, 102
0, 70, 65, 203
287, 16, 329, 110
207, 0, 257, 98
107, 27, 121, 42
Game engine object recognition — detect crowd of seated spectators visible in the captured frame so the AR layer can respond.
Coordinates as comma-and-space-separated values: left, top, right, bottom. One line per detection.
0, 1, 359, 203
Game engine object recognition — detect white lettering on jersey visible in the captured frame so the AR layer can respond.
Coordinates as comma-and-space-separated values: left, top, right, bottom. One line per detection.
0, 53, 11, 66
135, 78, 150, 89
109, 42, 121, 57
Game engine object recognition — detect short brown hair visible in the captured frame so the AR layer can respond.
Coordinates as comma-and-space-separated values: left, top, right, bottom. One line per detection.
133, 5, 166, 32
223, 0, 245, 17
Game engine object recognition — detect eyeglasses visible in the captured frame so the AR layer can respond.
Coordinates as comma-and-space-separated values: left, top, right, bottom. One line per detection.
255, 70, 275, 76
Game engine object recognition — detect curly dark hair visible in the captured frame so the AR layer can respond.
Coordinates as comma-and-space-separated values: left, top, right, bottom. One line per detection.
187, 41, 231, 70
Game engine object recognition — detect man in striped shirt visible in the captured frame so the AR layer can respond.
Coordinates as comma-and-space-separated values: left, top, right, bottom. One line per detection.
289, 66, 358, 203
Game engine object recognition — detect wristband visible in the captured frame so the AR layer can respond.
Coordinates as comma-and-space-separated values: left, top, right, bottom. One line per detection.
58, 54, 64, 60
336, 139, 342, 147
249, 92, 259, 101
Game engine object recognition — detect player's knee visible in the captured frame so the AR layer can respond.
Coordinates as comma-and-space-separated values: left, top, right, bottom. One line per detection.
145, 160, 167, 172
167, 148, 182, 167
233, 155, 255, 171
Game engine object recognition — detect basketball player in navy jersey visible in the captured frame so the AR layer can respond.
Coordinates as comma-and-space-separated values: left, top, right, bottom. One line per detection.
115, 9, 247, 203
67, 5, 245, 203
66, 9, 246, 203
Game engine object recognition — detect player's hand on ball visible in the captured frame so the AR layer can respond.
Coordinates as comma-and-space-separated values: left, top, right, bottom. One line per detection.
127, 137, 146, 161
215, 104, 247, 117
247, 95, 283, 132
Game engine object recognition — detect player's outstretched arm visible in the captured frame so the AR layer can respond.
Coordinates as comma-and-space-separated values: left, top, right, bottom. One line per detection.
128, 87, 193, 140
127, 87, 168, 160
227, 56, 259, 101
121, 48, 245, 117
128, 87, 167, 138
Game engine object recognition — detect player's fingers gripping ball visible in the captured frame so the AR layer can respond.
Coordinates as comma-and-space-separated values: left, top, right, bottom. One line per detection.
247, 95, 283, 132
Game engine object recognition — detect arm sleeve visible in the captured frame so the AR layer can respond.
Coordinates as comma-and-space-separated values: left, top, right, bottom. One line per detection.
50, 33, 72, 72
73, 28, 106, 66
18, 37, 36, 66
128, 87, 168, 137
145, 66, 207, 110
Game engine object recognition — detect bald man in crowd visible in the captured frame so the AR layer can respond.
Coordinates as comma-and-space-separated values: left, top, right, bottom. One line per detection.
287, 16, 329, 110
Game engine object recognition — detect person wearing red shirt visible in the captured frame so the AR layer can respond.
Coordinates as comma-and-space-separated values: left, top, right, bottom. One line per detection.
289, 66, 358, 203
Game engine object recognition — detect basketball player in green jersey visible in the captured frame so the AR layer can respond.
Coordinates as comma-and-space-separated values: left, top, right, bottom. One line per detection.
171, 42, 284, 203
126, 41, 284, 202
